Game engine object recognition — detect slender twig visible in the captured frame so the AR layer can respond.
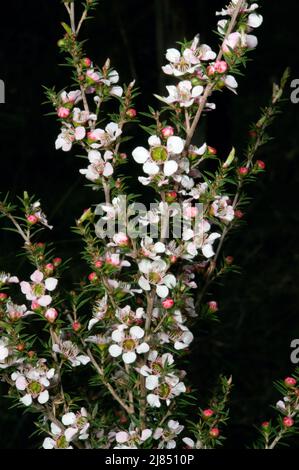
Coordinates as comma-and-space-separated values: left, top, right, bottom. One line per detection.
185, 0, 245, 148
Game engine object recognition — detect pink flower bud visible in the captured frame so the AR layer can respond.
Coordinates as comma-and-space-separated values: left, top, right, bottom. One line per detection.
57, 107, 70, 119
87, 130, 99, 141
83, 57, 92, 67
207, 146, 217, 155
234, 210, 244, 219
31, 301, 40, 311
45, 308, 58, 323
170, 256, 178, 264
207, 65, 216, 76
95, 260, 103, 269
45, 263, 54, 274
284, 377, 297, 387
203, 409, 214, 418
88, 272, 98, 282
283, 417, 294, 428
261, 421, 270, 429
209, 428, 220, 438
256, 160, 266, 170
72, 321, 82, 332
126, 108, 137, 118
208, 301, 218, 312
238, 167, 249, 176
119, 153, 127, 160
0, 293, 8, 301
161, 126, 175, 138
214, 61, 228, 74
53, 257, 62, 267
27, 214, 38, 225
225, 256, 234, 265
162, 298, 175, 309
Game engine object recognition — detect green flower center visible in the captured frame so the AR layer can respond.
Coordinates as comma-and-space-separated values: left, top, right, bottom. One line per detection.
158, 383, 171, 398
33, 283, 45, 296
152, 362, 163, 375
151, 146, 168, 162
123, 339, 136, 351
28, 381, 42, 396
56, 435, 69, 449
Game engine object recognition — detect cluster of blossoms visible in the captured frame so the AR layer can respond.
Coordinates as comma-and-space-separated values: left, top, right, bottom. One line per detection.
2, 0, 295, 452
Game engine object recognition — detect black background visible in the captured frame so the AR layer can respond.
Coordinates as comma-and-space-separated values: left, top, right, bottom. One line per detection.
0, 0, 299, 448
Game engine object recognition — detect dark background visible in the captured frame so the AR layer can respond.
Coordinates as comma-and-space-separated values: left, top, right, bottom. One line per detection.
0, 0, 299, 448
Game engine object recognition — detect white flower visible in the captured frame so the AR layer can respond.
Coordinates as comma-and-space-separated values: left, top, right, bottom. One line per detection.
62, 408, 90, 441
79, 149, 114, 181
183, 219, 221, 259
115, 305, 145, 325
0, 272, 19, 285
55, 125, 86, 151
211, 196, 235, 223
141, 236, 166, 260
156, 80, 203, 108
0, 338, 9, 362
147, 374, 186, 408
60, 90, 82, 105
138, 259, 176, 298
88, 122, 122, 148
153, 420, 184, 449
133, 135, 184, 177
224, 75, 238, 93
52, 340, 90, 367
109, 325, 149, 364
43, 422, 73, 449
20, 270, 58, 307
88, 294, 108, 330
114, 428, 152, 449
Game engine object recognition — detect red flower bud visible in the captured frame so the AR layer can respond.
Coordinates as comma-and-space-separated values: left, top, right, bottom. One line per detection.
0, 293, 8, 301
88, 272, 98, 282
208, 146, 217, 155
208, 301, 218, 312
256, 160, 266, 170
53, 257, 62, 267
162, 298, 174, 309
238, 167, 249, 176
203, 409, 214, 418
161, 126, 175, 138
126, 108, 137, 118
72, 321, 82, 332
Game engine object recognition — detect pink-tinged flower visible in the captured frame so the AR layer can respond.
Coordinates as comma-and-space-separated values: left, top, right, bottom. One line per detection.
0, 272, 19, 286
20, 271, 57, 307
109, 325, 149, 364
283, 417, 294, 428
44, 308, 58, 323
109, 232, 130, 247
86, 69, 101, 82
162, 298, 174, 309
209, 428, 220, 438
60, 90, 82, 105
6, 302, 32, 321
284, 377, 297, 387
203, 408, 214, 418
156, 80, 204, 108
184, 206, 199, 218
62, 408, 90, 441
105, 253, 131, 268
79, 149, 114, 181
57, 107, 70, 119
161, 126, 174, 138
132, 135, 184, 177
11, 360, 55, 406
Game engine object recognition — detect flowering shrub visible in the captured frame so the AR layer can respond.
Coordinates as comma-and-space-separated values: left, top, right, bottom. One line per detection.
0, 0, 297, 449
